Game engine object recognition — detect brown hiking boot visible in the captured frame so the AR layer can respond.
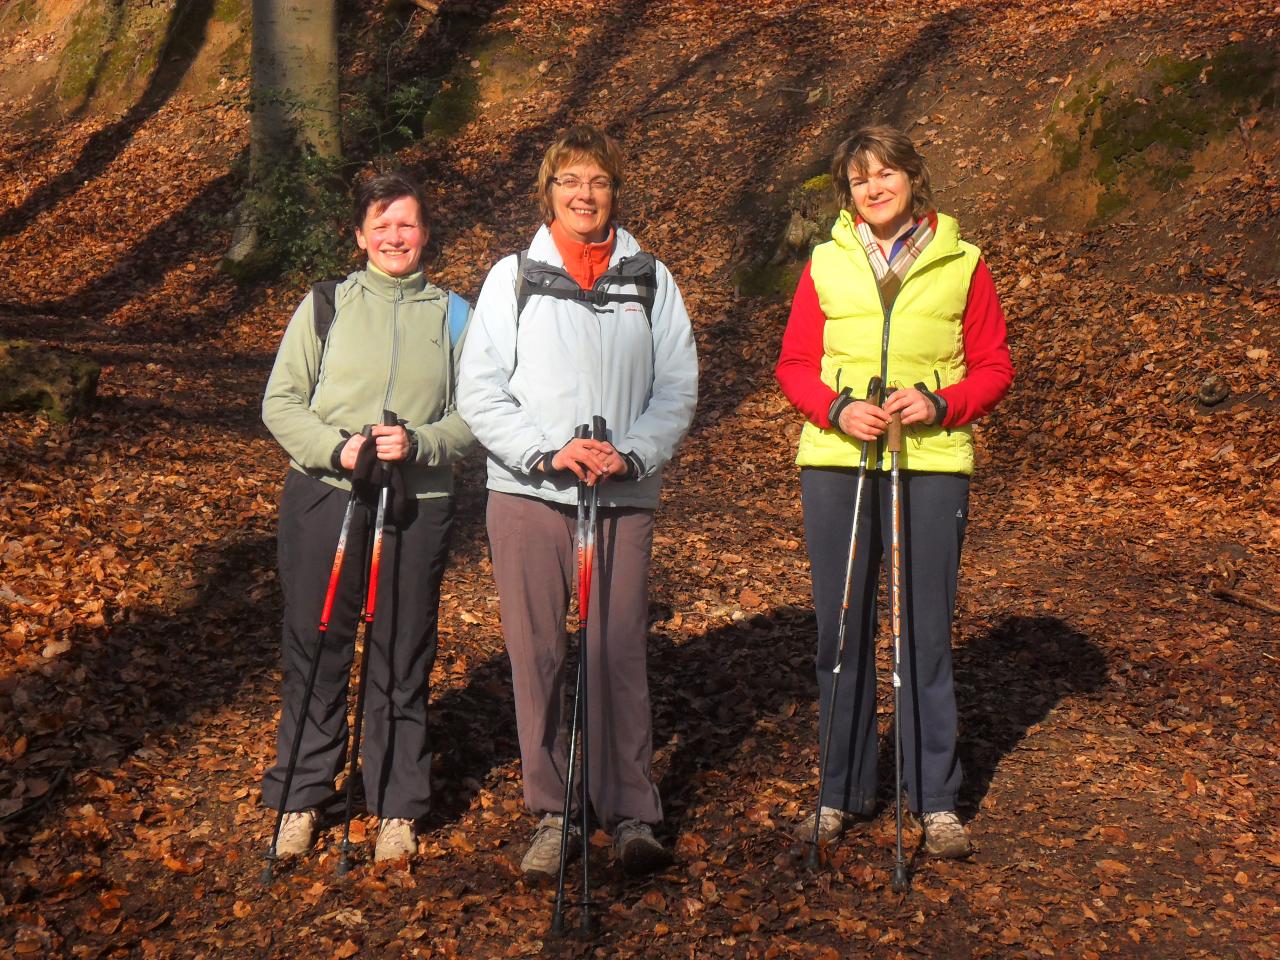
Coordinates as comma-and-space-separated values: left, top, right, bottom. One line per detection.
614, 820, 672, 876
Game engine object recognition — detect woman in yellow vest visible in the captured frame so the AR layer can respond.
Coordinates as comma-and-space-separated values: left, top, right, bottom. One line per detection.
776, 126, 1013, 857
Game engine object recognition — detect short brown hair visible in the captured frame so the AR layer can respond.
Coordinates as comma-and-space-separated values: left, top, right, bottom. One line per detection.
536, 126, 625, 224
830, 126, 933, 219
353, 171, 429, 230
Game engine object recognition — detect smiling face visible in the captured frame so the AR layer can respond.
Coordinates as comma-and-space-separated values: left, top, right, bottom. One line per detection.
355, 195, 428, 277
848, 158, 915, 242
549, 159, 614, 244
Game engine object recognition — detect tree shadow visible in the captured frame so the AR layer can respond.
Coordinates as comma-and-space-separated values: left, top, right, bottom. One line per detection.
0, 0, 218, 242
0, 169, 245, 343
0, 531, 279, 848
952, 615, 1109, 816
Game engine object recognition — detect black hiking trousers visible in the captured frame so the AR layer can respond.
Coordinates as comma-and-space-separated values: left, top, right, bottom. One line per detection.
261, 470, 453, 821
801, 467, 968, 816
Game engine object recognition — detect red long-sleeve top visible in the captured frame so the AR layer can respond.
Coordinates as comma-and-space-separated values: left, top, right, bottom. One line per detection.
775, 259, 1013, 429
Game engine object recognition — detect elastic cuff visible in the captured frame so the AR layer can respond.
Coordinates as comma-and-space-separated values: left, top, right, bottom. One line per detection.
621, 451, 645, 480
827, 388, 854, 434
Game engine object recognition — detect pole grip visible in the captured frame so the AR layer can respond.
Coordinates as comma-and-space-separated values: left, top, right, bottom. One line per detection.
886, 412, 903, 453
866, 376, 883, 406
574, 423, 590, 440
591, 415, 607, 442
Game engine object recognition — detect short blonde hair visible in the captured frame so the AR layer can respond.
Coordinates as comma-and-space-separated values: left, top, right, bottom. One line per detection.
831, 125, 933, 219
537, 125, 625, 224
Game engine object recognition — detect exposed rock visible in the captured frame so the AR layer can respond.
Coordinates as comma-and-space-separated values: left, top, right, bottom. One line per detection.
0, 339, 99, 421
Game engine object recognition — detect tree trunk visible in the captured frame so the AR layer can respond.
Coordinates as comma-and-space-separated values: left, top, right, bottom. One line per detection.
226, 0, 340, 269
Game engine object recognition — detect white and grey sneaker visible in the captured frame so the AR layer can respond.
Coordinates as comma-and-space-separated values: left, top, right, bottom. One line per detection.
274, 809, 318, 856
520, 813, 580, 878
920, 810, 972, 858
374, 817, 417, 862
794, 805, 852, 843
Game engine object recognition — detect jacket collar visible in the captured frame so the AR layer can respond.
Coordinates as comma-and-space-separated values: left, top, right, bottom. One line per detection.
528, 222, 641, 269
355, 263, 441, 301
831, 209, 962, 273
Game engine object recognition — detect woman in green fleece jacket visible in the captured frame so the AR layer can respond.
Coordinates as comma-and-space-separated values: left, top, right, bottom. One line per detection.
260, 172, 474, 864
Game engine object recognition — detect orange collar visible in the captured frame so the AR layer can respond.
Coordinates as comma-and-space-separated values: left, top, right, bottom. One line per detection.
550, 219, 615, 290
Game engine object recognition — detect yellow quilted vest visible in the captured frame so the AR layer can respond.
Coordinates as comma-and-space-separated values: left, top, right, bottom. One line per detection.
796, 211, 980, 474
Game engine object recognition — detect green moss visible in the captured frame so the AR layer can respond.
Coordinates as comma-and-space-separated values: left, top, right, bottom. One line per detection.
1048, 42, 1278, 208
422, 74, 480, 139
802, 173, 832, 193
733, 261, 802, 298
0, 340, 100, 422
58, 0, 180, 108
212, 0, 245, 24
1094, 190, 1130, 221
59, 0, 114, 104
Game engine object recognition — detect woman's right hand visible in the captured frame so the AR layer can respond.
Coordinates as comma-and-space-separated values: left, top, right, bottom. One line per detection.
838, 401, 891, 441
550, 438, 612, 484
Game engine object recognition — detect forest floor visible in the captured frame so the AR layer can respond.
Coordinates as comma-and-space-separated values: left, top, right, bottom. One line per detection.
1, 1, 1278, 958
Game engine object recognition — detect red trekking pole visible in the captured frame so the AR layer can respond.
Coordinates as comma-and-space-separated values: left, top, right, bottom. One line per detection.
262, 487, 360, 882
337, 410, 398, 877
550, 415, 605, 937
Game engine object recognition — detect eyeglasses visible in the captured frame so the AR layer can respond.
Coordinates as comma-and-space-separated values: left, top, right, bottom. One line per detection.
552, 175, 614, 193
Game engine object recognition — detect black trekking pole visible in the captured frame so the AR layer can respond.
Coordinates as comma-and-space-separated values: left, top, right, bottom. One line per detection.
807, 377, 882, 870
886, 411, 911, 894
261, 486, 361, 883
337, 411, 397, 877
549, 417, 605, 937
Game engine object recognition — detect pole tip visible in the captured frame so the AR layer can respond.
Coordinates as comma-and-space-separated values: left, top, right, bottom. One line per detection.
805, 845, 821, 870
891, 864, 910, 893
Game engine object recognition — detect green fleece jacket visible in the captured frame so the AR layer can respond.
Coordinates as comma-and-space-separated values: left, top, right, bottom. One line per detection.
262, 265, 475, 498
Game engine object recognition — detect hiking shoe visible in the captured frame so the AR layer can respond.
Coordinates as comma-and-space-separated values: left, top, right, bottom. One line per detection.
520, 813, 579, 879
274, 809, 317, 856
374, 817, 417, 862
920, 811, 972, 858
794, 806, 851, 843
614, 820, 672, 875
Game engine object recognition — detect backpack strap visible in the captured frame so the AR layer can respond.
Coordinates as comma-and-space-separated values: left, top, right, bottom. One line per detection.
311, 280, 340, 344
513, 251, 658, 326
445, 291, 471, 347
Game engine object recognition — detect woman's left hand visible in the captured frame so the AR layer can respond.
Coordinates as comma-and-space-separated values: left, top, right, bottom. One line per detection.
597, 445, 629, 481
372, 423, 412, 461
883, 387, 937, 426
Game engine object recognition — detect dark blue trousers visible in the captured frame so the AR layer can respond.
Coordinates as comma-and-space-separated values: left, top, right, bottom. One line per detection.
801, 467, 968, 815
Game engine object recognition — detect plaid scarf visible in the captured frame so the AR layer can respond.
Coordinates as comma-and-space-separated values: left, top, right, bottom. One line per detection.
855, 210, 937, 313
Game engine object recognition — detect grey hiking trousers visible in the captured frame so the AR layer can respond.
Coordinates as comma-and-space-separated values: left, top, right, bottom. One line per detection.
801, 467, 968, 816
487, 490, 663, 830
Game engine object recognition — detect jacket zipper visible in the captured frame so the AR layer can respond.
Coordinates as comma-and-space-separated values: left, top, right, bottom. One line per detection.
382, 282, 402, 414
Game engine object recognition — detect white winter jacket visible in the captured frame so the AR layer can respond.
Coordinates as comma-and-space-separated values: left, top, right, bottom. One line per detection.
457, 225, 698, 508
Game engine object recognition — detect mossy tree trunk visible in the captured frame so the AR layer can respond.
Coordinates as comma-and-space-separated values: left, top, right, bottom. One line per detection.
225, 0, 340, 272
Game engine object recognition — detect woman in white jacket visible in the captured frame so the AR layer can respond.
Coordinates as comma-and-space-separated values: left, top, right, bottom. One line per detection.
457, 126, 697, 878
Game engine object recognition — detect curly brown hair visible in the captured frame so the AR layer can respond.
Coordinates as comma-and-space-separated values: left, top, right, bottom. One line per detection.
830, 125, 933, 219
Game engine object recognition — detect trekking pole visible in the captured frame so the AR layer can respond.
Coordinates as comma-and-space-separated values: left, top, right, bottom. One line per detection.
886, 410, 910, 894
807, 377, 882, 870
262, 488, 361, 883
551, 422, 593, 937
337, 411, 397, 877
577, 415, 605, 934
